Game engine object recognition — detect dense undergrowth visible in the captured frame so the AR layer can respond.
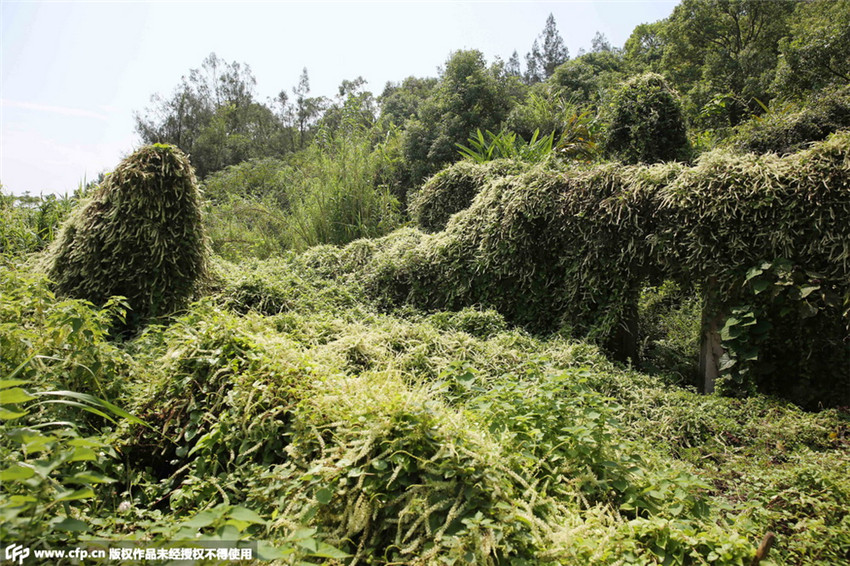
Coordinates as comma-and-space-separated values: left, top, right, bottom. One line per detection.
2, 249, 848, 564
2, 133, 849, 565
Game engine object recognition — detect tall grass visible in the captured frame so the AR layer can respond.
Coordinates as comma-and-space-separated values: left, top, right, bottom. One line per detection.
202, 120, 401, 257
285, 122, 401, 251
0, 189, 76, 259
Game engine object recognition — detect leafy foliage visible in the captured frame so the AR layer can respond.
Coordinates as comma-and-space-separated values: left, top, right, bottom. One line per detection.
42, 144, 209, 329
662, 0, 796, 128
715, 260, 849, 407
2, 238, 849, 564
286, 127, 401, 251
399, 49, 519, 186
773, 0, 850, 96
605, 73, 691, 164
456, 128, 556, 164
6, 6, 850, 562
1, 376, 124, 546
0, 191, 75, 259
727, 84, 850, 155
135, 53, 291, 178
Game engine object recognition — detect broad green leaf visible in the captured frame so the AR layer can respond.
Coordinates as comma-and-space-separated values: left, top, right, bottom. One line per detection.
188, 428, 221, 457
215, 524, 241, 540
0, 379, 29, 390
0, 407, 28, 420
68, 447, 98, 462
312, 542, 350, 559
227, 506, 266, 524
0, 464, 35, 481
720, 324, 742, 341
255, 541, 295, 560
315, 487, 333, 505
68, 471, 116, 484
0, 388, 36, 404
6, 495, 38, 506
745, 266, 765, 281
751, 279, 771, 294
54, 487, 95, 502
739, 348, 760, 362
68, 437, 107, 448
24, 433, 55, 453
51, 517, 89, 532
290, 527, 318, 540
800, 285, 820, 298
181, 510, 217, 529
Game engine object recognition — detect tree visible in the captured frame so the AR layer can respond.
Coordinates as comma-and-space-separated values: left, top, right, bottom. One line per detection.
506, 50, 522, 77
624, 21, 668, 73
378, 76, 439, 127
135, 53, 288, 178
321, 77, 378, 135
662, 0, 796, 128
395, 51, 518, 189
422, 50, 516, 169
525, 13, 569, 83
550, 49, 625, 105
293, 68, 326, 149
773, 0, 850, 97
591, 32, 613, 53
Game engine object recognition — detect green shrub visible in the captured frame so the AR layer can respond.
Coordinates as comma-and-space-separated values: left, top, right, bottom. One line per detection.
0, 266, 133, 402
427, 307, 508, 339
0, 265, 146, 547
409, 159, 528, 233
728, 84, 850, 155
254, 373, 542, 563
204, 196, 289, 261
0, 190, 75, 259
285, 126, 401, 251
367, 161, 682, 336
455, 129, 557, 164
605, 73, 691, 164
123, 303, 313, 490
202, 157, 292, 209
41, 144, 209, 329
216, 255, 371, 321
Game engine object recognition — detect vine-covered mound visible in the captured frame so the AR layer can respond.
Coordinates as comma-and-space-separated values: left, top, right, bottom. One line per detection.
42, 144, 209, 326
409, 159, 530, 233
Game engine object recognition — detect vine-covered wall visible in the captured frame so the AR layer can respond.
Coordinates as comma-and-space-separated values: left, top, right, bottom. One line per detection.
353, 132, 850, 407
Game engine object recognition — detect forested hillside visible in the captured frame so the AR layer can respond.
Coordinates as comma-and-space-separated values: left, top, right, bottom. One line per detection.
2, 1, 849, 564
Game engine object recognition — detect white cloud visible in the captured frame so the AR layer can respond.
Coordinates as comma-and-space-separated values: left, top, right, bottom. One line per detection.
1, 99, 109, 121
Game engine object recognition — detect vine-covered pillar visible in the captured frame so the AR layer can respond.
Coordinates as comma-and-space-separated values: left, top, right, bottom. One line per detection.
608, 287, 640, 365
699, 279, 725, 394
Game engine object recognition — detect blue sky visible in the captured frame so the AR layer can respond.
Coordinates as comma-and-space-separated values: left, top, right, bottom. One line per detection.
1, 0, 678, 196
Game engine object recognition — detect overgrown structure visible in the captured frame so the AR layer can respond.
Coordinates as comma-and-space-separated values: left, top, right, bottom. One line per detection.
605, 72, 691, 164
343, 133, 850, 407
43, 144, 209, 328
